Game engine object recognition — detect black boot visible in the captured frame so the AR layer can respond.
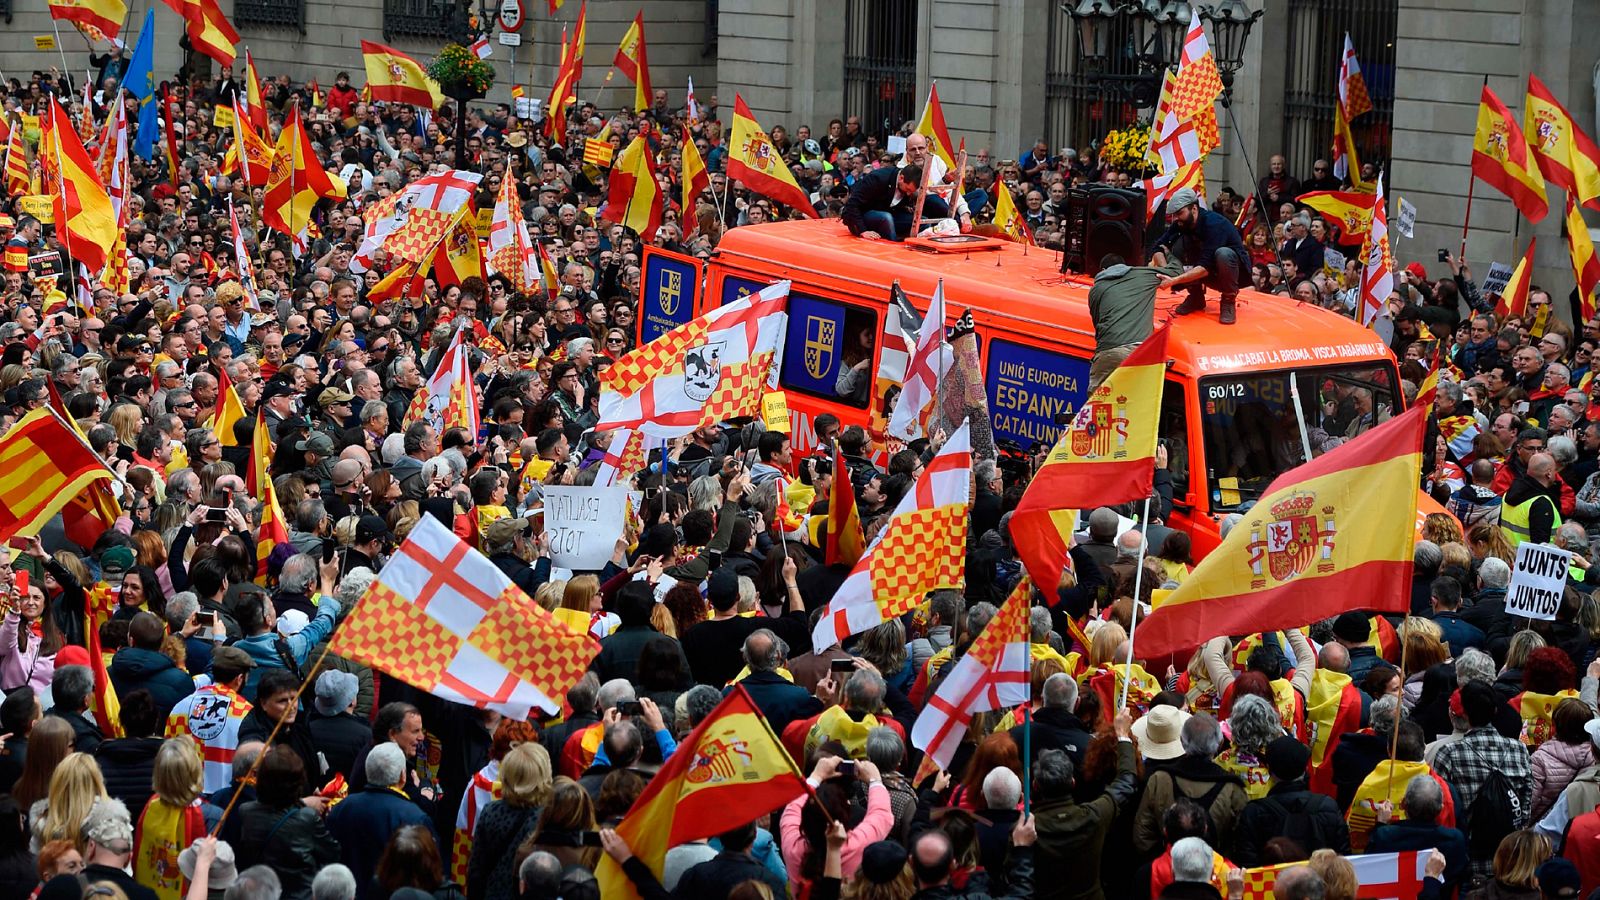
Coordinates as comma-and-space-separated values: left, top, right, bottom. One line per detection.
1219, 294, 1237, 324
1174, 292, 1207, 316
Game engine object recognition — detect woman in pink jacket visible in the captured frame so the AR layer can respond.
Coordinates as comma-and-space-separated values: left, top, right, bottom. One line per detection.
781, 754, 894, 899
1531, 697, 1598, 821
0, 572, 64, 695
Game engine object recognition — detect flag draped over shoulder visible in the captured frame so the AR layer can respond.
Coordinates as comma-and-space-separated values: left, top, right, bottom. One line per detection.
1473, 84, 1549, 222
812, 421, 972, 650
1011, 327, 1167, 590
1135, 405, 1426, 659
606, 136, 663, 241
0, 408, 117, 543
728, 96, 819, 218
329, 514, 598, 718
912, 576, 1030, 771
596, 280, 790, 439
595, 686, 808, 900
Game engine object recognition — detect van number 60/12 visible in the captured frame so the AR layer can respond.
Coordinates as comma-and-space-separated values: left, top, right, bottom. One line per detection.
1205, 383, 1246, 401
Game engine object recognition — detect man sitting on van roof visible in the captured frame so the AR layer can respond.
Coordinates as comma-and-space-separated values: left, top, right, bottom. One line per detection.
1151, 187, 1251, 325
900, 134, 973, 233
1087, 252, 1182, 390
841, 163, 949, 242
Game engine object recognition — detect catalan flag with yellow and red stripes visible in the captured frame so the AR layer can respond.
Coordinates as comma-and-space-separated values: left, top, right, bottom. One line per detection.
1135, 404, 1426, 659
0, 408, 117, 543
1010, 326, 1168, 590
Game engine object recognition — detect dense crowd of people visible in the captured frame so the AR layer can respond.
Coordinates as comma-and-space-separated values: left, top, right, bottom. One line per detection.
1, 47, 1600, 900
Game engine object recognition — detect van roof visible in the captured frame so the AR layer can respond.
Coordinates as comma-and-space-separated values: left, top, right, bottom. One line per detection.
713, 219, 1395, 377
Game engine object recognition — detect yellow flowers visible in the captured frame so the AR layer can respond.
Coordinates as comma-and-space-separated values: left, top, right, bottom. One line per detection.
1100, 124, 1152, 171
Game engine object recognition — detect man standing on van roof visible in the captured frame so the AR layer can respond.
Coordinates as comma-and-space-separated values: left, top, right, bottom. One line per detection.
1087, 252, 1182, 390
1150, 188, 1251, 325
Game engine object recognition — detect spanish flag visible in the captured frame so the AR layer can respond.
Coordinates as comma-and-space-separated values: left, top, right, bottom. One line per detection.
1526, 74, 1600, 212
1567, 194, 1599, 322
681, 124, 709, 216
263, 103, 348, 245
1513, 689, 1581, 748
1011, 327, 1167, 590
1135, 404, 1426, 659
1306, 669, 1362, 798
992, 182, 1032, 244
1494, 237, 1536, 321
595, 686, 808, 900
161, 0, 239, 67
213, 366, 247, 448
361, 40, 445, 111
606, 136, 663, 242
613, 12, 651, 113
0, 408, 117, 543
244, 50, 267, 131
48, 0, 126, 42
728, 95, 819, 218
250, 412, 289, 581
223, 95, 275, 187
915, 82, 957, 170
162, 98, 181, 188
430, 209, 484, 287
41, 97, 117, 275
824, 444, 865, 567
545, 3, 587, 145
1347, 762, 1454, 851
1473, 83, 1548, 222
1297, 190, 1375, 248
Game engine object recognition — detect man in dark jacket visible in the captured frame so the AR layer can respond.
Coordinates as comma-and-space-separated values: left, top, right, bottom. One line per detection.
542, 673, 600, 761
1032, 710, 1136, 900
483, 516, 548, 597
732, 629, 823, 737
1428, 578, 1487, 657
1331, 611, 1392, 686
1010, 673, 1093, 769
46, 658, 104, 754
681, 565, 809, 689
911, 818, 1036, 899
108, 613, 196, 719
307, 670, 371, 781
1233, 735, 1350, 867
1367, 772, 1470, 896
592, 582, 686, 685
674, 820, 789, 898
841, 164, 948, 242
1150, 188, 1250, 324
327, 742, 437, 899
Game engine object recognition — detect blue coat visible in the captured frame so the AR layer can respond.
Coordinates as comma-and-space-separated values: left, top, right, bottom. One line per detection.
108, 648, 196, 719
1430, 611, 1487, 657
237, 595, 339, 701
326, 784, 436, 899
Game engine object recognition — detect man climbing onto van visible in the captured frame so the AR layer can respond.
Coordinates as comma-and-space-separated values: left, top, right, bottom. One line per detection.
841, 163, 949, 242
1087, 252, 1182, 390
1150, 187, 1251, 325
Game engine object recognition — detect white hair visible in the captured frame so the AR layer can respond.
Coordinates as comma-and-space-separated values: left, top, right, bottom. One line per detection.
365, 742, 406, 787
1171, 837, 1215, 883
311, 865, 357, 900
982, 766, 1022, 810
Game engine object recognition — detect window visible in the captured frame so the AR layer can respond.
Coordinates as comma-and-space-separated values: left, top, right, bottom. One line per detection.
1158, 379, 1190, 505
384, 0, 453, 40
985, 339, 1089, 451
1198, 363, 1397, 510
779, 293, 877, 409
235, 0, 303, 30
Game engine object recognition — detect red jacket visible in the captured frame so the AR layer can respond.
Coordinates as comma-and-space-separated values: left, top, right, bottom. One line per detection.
1565, 807, 1600, 897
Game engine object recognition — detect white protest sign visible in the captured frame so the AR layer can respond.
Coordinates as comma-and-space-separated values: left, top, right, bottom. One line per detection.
887, 135, 907, 156
1482, 261, 1515, 297
543, 486, 629, 571
1506, 541, 1569, 621
1396, 197, 1416, 239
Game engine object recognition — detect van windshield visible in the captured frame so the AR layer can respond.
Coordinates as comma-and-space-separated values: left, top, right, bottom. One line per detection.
1198, 363, 1398, 511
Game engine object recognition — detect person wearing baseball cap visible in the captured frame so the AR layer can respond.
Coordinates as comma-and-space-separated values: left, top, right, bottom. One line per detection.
347, 514, 391, 573
1150, 186, 1252, 324
483, 516, 544, 596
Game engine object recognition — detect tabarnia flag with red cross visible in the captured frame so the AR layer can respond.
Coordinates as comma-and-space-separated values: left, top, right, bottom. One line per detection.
329, 514, 598, 718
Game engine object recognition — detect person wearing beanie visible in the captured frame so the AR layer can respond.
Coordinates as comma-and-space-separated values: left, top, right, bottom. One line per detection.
1150, 186, 1251, 325
307, 670, 371, 781
1231, 734, 1349, 867
679, 562, 809, 689
1330, 611, 1394, 685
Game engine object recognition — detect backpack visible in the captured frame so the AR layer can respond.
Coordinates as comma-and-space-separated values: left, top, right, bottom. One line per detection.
1466, 767, 1523, 860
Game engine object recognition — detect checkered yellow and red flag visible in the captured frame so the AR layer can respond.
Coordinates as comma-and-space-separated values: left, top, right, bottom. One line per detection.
812, 421, 973, 650
1169, 9, 1223, 125
329, 515, 597, 718
912, 574, 1030, 773
597, 280, 791, 439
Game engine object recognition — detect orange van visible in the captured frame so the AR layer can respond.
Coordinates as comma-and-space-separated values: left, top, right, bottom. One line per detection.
638, 220, 1402, 557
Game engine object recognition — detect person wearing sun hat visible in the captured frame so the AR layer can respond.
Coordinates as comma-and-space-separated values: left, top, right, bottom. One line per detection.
1132, 703, 1192, 766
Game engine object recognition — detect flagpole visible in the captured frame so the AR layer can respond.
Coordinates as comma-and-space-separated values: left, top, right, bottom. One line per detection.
1288, 375, 1314, 464
49, 18, 75, 90
1384, 621, 1411, 798
1460, 75, 1488, 264
1117, 496, 1153, 712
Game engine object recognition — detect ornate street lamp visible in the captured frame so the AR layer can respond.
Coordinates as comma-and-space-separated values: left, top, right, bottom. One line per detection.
1071, 0, 1120, 71
1067, 0, 1167, 107
1153, 0, 1191, 69
1200, 0, 1263, 94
